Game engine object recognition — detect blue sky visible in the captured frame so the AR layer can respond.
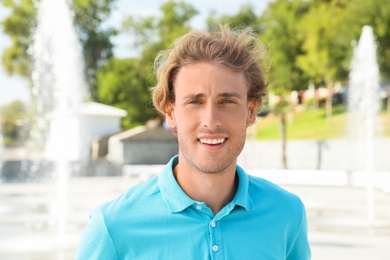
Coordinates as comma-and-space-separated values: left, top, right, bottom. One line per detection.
0, 0, 270, 106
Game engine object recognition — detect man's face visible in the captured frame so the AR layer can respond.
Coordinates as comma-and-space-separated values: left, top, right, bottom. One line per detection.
166, 62, 257, 174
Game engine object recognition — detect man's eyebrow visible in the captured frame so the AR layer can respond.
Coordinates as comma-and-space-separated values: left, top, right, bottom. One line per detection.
182, 92, 243, 99
218, 92, 243, 98
182, 93, 204, 100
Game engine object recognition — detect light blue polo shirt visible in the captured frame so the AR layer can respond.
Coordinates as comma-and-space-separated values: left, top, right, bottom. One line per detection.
76, 156, 311, 259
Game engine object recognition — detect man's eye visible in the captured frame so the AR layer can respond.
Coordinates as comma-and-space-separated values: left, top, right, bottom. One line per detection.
222, 99, 235, 104
189, 100, 201, 104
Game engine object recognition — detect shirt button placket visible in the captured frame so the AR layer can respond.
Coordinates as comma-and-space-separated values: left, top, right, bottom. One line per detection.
210, 220, 222, 258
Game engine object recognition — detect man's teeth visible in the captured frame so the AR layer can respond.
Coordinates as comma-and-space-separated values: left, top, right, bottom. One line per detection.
199, 138, 226, 144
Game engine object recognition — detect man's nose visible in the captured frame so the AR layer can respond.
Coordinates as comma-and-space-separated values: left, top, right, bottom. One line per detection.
201, 104, 222, 129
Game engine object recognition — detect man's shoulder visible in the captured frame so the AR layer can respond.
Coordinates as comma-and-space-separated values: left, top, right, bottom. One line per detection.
247, 174, 304, 207
97, 176, 161, 216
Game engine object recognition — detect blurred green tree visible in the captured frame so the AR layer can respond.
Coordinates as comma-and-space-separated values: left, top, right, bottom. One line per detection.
0, 100, 26, 146
205, 3, 262, 33
348, 0, 390, 80
71, 0, 117, 101
102, 0, 197, 127
121, 0, 197, 62
1, 0, 36, 77
296, 0, 352, 125
259, 0, 310, 168
0, 0, 116, 100
96, 58, 158, 128
260, 0, 309, 95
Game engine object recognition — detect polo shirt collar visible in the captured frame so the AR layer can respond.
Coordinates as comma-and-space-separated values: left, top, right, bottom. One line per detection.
234, 165, 255, 211
158, 155, 255, 213
158, 156, 195, 213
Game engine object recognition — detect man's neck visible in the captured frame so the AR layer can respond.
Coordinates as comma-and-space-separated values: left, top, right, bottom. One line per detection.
173, 162, 238, 215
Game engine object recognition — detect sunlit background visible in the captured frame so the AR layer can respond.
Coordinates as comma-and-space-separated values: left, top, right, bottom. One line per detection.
0, 0, 389, 259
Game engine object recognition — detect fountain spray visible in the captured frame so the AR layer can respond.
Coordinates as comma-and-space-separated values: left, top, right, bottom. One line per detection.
30, 0, 88, 244
348, 25, 381, 225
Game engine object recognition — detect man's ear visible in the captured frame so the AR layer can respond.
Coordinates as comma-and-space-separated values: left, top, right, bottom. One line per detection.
247, 100, 258, 127
165, 103, 176, 129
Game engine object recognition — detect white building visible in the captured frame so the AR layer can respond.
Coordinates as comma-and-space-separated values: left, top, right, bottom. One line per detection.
45, 102, 127, 161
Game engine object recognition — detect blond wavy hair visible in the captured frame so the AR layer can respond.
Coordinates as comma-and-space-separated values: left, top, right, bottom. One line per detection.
152, 25, 268, 115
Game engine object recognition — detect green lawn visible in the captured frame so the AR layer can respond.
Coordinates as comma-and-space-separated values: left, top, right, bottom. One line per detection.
254, 105, 390, 140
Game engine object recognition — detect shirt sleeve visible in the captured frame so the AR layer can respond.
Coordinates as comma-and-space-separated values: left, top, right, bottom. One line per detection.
75, 208, 119, 260
286, 205, 311, 260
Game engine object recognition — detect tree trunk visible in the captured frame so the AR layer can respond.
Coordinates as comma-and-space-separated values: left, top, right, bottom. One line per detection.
308, 80, 318, 110
280, 111, 287, 169
387, 88, 390, 125
326, 82, 333, 126
313, 87, 319, 110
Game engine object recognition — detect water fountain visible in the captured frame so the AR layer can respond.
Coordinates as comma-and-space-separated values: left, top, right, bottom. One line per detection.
0, 0, 133, 257
347, 25, 382, 225
31, 0, 88, 241
0, 0, 87, 258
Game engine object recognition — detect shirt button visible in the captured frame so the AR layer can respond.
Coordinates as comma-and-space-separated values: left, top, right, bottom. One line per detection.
211, 221, 216, 227
212, 245, 219, 252
196, 205, 202, 210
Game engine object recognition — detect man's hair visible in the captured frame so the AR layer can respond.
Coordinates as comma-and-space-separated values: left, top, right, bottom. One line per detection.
152, 24, 268, 115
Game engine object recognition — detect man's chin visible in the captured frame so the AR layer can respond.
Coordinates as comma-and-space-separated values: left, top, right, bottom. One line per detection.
193, 159, 233, 174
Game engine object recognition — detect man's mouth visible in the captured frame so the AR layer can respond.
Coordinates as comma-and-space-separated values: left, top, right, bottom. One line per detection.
198, 138, 227, 145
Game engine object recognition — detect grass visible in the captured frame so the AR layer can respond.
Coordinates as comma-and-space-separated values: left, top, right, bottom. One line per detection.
254, 105, 390, 140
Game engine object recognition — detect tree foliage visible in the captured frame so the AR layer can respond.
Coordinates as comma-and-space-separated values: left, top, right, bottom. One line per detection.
260, 0, 312, 169
347, 0, 390, 80
0, 100, 26, 146
0, 0, 116, 100
205, 4, 261, 33
99, 0, 197, 126
71, 0, 117, 100
97, 58, 158, 128
260, 0, 310, 94
1, 0, 36, 77
297, 0, 354, 86
121, 0, 197, 62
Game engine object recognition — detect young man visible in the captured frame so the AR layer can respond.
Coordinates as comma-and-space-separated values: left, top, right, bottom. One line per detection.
76, 25, 311, 259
